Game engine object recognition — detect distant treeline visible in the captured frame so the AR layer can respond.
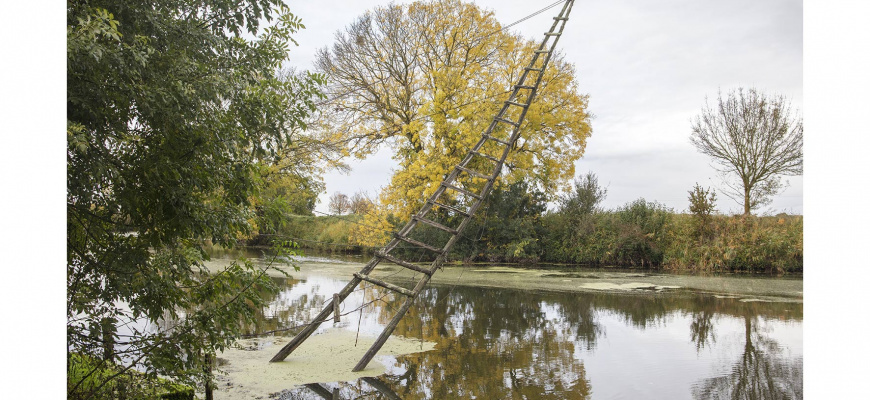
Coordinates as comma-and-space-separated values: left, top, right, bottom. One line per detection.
249, 178, 802, 273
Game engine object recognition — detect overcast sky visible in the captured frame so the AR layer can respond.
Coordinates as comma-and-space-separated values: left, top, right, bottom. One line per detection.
284, 0, 803, 215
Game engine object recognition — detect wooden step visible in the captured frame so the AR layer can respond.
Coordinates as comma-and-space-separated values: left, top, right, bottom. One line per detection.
494, 116, 520, 127
376, 250, 434, 274
456, 165, 492, 180
544, 32, 561, 36
354, 273, 415, 297
413, 215, 459, 235
534, 50, 550, 54
484, 134, 511, 146
505, 100, 529, 108
429, 200, 470, 217
514, 85, 536, 90
553, 17, 568, 21
525, 67, 543, 72
471, 151, 501, 164
392, 235, 443, 255
441, 183, 482, 200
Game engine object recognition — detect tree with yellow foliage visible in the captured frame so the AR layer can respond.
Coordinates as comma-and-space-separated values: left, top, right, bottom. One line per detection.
315, 0, 592, 245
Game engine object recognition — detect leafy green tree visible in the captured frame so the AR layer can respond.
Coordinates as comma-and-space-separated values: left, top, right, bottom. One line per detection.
562, 172, 608, 218
67, 0, 323, 398
471, 181, 548, 261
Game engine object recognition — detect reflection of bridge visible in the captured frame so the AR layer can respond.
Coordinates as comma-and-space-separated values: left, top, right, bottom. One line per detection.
270, 0, 577, 371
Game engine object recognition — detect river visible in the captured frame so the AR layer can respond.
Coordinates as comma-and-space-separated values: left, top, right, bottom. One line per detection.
205, 248, 802, 400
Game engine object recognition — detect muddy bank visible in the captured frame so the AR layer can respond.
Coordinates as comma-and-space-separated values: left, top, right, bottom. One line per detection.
261, 259, 802, 303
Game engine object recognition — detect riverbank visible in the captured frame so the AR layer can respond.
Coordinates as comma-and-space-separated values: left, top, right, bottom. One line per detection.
249, 209, 803, 273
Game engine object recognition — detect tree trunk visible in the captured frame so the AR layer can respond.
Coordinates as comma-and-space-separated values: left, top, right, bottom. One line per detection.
100, 318, 114, 361
743, 186, 751, 216
204, 354, 214, 400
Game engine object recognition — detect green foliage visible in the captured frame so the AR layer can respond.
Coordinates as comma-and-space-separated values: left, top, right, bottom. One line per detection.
249, 214, 367, 253
68, 353, 194, 400
542, 199, 673, 267
562, 172, 608, 218
688, 183, 717, 241
67, 0, 322, 397
466, 181, 548, 262
253, 169, 322, 235
606, 199, 672, 267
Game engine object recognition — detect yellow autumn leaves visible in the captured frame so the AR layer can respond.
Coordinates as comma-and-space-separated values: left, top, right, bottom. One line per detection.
315, 0, 592, 246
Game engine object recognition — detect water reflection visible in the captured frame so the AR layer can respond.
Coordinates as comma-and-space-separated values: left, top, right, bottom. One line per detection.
248, 271, 801, 399
691, 315, 803, 400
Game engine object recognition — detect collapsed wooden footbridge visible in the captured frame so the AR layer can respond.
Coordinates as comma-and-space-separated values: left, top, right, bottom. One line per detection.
271, 0, 576, 371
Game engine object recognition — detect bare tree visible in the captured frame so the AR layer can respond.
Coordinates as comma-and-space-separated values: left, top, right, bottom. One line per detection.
349, 191, 375, 215
328, 192, 351, 215
690, 88, 803, 215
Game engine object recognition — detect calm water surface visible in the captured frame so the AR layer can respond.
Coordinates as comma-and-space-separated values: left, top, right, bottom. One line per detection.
221, 250, 802, 399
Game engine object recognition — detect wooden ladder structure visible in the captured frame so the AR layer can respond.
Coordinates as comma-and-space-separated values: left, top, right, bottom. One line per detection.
271, 0, 575, 372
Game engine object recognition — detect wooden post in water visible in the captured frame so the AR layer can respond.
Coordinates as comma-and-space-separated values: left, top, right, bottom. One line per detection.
333, 294, 340, 323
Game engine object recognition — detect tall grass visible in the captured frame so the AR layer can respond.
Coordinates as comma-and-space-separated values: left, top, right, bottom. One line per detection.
665, 214, 803, 273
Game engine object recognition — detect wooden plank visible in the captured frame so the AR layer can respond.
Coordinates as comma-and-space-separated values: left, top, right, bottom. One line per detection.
392, 235, 442, 254
471, 151, 500, 164
353, 273, 415, 297
429, 200, 470, 217
456, 165, 492, 180
376, 250, 434, 274
413, 215, 459, 235
495, 116, 520, 126
441, 183, 482, 200
484, 134, 511, 146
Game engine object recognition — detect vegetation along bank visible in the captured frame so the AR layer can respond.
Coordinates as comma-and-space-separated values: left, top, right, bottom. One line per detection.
248, 175, 802, 274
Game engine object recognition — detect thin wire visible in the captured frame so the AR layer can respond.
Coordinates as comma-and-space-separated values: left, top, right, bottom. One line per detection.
489, 0, 567, 39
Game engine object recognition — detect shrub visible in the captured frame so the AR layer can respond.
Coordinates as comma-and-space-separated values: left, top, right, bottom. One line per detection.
68, 353, 194, 400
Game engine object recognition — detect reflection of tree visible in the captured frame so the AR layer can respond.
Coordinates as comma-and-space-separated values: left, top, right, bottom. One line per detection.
692, 316, 802, 400
690, 296, 718, 351
250, 274, 801, 399
365, 286, 594, 399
